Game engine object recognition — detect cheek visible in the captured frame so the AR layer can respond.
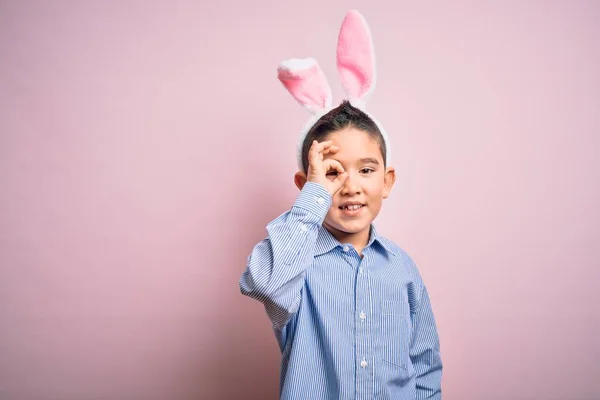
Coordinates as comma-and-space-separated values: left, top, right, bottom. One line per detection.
364, 178, 386, 197
325, 206, 340, 221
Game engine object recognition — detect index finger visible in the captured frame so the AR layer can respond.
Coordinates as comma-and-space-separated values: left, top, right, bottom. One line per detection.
314, 140, 334, 151
322, 158, 345, 174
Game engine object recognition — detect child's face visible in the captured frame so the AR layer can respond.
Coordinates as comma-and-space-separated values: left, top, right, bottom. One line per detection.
320, 127, 396, 243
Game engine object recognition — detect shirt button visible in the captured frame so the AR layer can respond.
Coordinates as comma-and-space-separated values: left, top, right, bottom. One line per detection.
358, 267, 363, 275
342, 245, 350, 252
359, 311, 366, 321
316, 197, 325, 205
360, 358, 368, 368
301, 224, 308, 232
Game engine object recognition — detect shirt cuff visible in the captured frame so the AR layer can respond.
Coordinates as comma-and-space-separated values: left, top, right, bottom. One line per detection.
291, 181, 332, 223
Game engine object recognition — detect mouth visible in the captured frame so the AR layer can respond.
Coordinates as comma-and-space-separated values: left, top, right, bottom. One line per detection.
338, 203, 366, 216
339, 204, 365, 211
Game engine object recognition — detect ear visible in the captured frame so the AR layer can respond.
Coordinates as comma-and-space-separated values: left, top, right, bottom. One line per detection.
336, 10, 376, 105
294, 170, 308, 191
278, 58, 333, 114
382, 166, 396, 199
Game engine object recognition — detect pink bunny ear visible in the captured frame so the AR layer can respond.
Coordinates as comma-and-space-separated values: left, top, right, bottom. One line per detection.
277, 58, 332, 114
336, 10, 376, 104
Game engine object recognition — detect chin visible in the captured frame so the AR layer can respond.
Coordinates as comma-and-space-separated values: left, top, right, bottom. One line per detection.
324, 208, 377, 237
326, 220, 371, 235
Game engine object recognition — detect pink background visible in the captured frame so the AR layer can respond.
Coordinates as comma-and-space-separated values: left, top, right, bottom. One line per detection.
1, 1, 599, 399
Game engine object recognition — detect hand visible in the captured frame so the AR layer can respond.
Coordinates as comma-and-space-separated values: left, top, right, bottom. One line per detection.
307, 140, 348, 196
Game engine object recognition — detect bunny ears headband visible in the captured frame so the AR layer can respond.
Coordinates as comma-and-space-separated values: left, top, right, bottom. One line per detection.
277, 10, 391, 170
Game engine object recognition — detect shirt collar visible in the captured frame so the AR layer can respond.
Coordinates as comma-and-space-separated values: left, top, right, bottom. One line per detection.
314, 224, 397, 256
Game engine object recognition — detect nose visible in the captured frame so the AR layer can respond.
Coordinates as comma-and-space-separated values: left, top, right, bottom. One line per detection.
340, 171, 361, 195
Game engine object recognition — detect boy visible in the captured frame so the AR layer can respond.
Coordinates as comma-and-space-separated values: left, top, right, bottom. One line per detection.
240, 10, 442, 399
239, 101, 443, 399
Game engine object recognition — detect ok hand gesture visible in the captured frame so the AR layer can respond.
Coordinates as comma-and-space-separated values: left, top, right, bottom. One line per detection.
306, 140, 348, 196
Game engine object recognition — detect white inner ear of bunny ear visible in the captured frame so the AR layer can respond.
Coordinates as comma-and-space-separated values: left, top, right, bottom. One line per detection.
280, 57, 317, 70
349, 98, 368, 110
279, 57, 333, 114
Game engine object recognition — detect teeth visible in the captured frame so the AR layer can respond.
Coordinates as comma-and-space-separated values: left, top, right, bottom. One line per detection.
344, 205, 362, 210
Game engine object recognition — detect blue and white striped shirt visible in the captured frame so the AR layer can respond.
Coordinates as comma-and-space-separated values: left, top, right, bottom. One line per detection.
240, 182, 443, 399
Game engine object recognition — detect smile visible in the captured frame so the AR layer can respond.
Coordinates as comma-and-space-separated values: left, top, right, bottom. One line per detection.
338, 204, 365, 216
339, 204, 364, 210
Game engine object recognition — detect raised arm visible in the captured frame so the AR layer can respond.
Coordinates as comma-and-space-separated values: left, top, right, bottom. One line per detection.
239, 182, 330, 329
239, 140, 348, 329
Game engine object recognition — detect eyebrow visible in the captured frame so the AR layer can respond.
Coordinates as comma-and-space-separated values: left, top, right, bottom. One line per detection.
360, 157, 380, 165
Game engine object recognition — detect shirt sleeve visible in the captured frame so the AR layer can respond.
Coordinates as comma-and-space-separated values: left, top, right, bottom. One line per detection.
410, 285, 443, 399
239, 181, 331, 330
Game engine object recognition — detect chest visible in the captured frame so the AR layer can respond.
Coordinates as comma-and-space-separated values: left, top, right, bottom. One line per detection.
303, 252, 413, 321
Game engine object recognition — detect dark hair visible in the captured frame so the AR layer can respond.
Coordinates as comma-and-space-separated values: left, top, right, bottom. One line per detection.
300, 100, 386, 173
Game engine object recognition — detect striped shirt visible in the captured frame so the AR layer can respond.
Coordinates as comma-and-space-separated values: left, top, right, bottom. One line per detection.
240, 182, 443, 399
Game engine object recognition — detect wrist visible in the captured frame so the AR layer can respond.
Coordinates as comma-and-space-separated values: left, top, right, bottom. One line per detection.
307, 178, 332, 195
293, 181, 332, 221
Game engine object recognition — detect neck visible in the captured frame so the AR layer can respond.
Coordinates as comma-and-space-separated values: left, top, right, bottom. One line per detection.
324, 223, 371, 255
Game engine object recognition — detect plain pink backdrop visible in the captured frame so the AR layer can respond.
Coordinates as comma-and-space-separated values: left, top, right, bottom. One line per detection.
1, 1, 599, 399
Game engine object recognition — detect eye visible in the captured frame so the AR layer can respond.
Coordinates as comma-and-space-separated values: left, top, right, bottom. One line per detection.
360, 168, 375, 174
326, 171, 339, 177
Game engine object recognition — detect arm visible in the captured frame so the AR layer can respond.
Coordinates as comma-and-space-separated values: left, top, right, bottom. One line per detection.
239, 139, 348, 330
410, 285, 443, 399
239, 181, 330, 329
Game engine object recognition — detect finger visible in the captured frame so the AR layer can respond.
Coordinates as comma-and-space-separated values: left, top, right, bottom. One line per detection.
322, 159, 345, 174
309, 141, 335, 166
315, 140, 334, 152
322, 145, 340, 155
308, 141, 324, 172
308, 140, 321, 161
317, 140, 333, 146
322, 159, 348, 193
332, 171, 349, 192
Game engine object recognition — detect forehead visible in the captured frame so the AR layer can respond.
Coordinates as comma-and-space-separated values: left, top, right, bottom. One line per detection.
325, 127, 383, 163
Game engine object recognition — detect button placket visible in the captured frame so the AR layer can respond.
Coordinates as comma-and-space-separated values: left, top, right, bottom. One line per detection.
355, 257, 372, 399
